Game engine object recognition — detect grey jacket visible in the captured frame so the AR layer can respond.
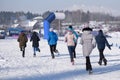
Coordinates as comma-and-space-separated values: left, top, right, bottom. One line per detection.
80, 31, 96, 57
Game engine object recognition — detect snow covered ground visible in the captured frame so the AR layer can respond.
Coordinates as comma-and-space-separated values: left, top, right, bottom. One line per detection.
0, 35, 120, 80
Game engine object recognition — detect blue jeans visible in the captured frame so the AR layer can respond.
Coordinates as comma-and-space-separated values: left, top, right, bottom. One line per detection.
68, 46, 74, 62
33, 47, 40, 55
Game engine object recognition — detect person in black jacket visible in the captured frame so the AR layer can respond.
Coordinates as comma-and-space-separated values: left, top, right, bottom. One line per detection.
95, 30, 111, 66
30, 31, 40, 57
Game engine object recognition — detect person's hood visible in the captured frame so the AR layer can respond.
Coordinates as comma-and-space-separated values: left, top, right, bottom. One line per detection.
82, 27, 92, 32
98, 30, 104, 36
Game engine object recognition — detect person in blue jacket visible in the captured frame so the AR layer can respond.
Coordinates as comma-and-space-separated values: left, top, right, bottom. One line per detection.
48, 28, 58, 59
95, 30, 111, 66
68, 25, 78, 58
30, 31, 40, 57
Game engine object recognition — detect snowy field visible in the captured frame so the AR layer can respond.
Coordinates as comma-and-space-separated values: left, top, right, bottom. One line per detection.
0, 35, 120, 80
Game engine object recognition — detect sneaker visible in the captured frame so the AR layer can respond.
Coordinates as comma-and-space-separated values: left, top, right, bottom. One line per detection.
52, 55, 55, 59
33, 54, 36, 57
36, 48, 40, 52
55, 50, 59, 53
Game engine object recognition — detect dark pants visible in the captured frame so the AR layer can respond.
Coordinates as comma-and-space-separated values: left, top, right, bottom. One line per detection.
20, 46, 25, 57
68, 46, 74, 62
73, 43, 77, 58
86, 56, 92, 71
33, 47, 40, 55
22, 50, 25, 57
99, 49, 105, 60
98, 49, 107, 65
49, 44, 57, 58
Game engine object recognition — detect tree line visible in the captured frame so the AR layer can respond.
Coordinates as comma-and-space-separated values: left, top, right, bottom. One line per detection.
0, 10, 120, 26
0, 11, 39, 25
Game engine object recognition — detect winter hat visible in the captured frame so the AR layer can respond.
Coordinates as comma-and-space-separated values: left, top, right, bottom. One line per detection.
68, 25, 73, 31
82, 27, 92, 32
69, 25, 73, 29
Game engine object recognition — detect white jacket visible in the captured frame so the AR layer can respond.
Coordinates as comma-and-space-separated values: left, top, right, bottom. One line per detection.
80, 31, 96, 57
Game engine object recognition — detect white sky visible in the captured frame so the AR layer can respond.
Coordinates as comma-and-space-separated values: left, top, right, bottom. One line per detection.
0, 0, 120, 16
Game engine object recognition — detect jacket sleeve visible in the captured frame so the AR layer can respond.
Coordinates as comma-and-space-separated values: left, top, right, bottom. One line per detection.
37, 36, 40, 41
105, 37, 111, 50
30, 36, 32, 42
55, 34, 58, 41
47, 33, 50, 42
64, 34, 67, 42
73, 34, 77, 43
25, 35, 28, 42
80, 35, 83, 45
92, 36, 96, 48
17, 36, 20, 42
73, 31, 79, 39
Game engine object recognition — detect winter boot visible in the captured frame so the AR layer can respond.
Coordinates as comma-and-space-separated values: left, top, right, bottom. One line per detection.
103, 59, 107, 66
98, 60, 102, 65
52, 54, 55, 59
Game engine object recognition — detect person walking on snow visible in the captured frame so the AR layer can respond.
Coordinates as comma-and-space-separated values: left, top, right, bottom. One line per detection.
17, 31, 28, 57
68, 25, 78, 58
47, 28, 58, 59
80, 27, 96, 74
95, 30, 111, 66
30, 31, 40, 57
65, 28, 77, 65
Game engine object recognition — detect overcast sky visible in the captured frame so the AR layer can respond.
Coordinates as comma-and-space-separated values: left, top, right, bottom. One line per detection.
0, 0, 120, 16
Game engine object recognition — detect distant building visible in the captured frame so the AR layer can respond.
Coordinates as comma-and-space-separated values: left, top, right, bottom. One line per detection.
6, 27, 25, 36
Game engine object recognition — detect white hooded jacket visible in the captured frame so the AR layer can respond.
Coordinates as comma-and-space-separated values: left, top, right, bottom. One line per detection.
80, 31, 96, 57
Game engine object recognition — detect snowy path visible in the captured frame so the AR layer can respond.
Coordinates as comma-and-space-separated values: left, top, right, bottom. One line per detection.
0, 38, 120, 80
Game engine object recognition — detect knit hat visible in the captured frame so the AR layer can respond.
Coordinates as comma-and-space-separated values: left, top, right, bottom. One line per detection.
69, 25, 73, 29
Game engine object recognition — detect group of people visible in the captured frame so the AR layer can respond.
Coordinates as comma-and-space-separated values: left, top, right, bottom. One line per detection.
65, 25, 111, 74
17, 29, 59, 58
17, 25, 111, 74
17, 31, 40, 57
